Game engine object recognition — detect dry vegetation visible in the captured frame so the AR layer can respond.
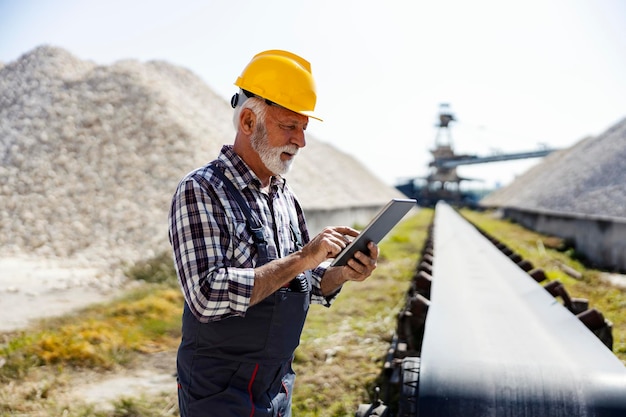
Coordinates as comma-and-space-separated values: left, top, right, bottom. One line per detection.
2, 208, 624, 416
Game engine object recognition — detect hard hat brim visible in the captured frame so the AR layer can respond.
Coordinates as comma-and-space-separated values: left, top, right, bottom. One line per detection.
298, 110, 323, 122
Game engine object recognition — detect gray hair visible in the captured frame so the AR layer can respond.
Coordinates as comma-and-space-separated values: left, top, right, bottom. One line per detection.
232, 94, 267, 131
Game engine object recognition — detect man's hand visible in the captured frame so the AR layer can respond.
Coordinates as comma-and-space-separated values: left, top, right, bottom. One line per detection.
320, 241, 379, 295
299, 226, 360, 270
342, 241, 379, 281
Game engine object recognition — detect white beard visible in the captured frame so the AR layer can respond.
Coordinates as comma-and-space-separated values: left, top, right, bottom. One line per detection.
250, 124, 299, 176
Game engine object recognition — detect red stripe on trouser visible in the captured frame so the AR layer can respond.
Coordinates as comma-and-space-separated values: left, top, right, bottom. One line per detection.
278, 379, 289, 417
248, 363, 260, 417
282, 380, 289, 398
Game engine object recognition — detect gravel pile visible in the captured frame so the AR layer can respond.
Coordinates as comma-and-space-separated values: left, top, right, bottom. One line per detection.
480, 117, 626, 219
0, 45, 399, 274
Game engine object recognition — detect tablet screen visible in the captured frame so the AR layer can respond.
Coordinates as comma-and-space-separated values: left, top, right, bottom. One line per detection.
330, 198, 417, 267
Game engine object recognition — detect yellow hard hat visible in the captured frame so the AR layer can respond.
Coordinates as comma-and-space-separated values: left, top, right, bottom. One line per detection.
234, 50, 322, 121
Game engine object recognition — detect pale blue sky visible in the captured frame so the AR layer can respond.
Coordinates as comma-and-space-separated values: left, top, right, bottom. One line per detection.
2, 0, 625, 187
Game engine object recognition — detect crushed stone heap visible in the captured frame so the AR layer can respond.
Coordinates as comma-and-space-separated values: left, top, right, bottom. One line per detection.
0, 45, 399, 271
480, 117, 626, 219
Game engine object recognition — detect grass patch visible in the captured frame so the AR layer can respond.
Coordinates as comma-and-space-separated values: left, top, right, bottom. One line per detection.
125, 251, 178, 285
292, 208, 433, 416
3, 206, 624, 415
0, 283, 182, 383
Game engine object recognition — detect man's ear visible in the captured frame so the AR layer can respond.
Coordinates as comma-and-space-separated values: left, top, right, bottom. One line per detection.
239, 108, 256, 135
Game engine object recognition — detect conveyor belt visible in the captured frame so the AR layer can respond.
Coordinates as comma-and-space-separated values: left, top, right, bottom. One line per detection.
415, 203, 626, 416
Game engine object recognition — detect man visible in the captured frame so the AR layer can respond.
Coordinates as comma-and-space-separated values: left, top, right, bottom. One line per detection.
168, 50, 378, 417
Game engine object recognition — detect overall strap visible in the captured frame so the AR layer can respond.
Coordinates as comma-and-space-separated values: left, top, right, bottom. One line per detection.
285, 198, 311, 292
287, 207, 303, 249
209, 163, 270, 265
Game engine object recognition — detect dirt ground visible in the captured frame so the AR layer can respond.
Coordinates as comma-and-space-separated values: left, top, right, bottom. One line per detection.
0, 255, 178, 411
71, 350, 178, 412
0, 256, 121, 332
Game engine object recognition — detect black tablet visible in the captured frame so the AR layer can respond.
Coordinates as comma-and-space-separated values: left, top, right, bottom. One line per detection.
330, 198, 417, 267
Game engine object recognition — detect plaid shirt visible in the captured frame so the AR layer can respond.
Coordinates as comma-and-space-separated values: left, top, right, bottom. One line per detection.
168, 145, 334, 322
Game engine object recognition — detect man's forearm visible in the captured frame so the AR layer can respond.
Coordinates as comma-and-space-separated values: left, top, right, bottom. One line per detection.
250, 250, 311, 305
319, 267, 348, 296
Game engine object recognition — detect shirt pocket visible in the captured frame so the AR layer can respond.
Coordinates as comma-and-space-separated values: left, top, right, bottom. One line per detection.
231, 221, 257, 268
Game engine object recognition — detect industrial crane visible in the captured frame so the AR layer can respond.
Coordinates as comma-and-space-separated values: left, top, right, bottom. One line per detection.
396, 103, 557, 207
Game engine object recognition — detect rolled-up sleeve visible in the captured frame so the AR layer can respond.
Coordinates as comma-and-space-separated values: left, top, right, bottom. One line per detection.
168, 177, 255, 322
309, 262, 341, 307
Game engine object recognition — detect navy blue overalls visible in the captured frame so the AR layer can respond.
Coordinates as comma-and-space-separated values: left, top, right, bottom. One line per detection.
177, 164, 310, 417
